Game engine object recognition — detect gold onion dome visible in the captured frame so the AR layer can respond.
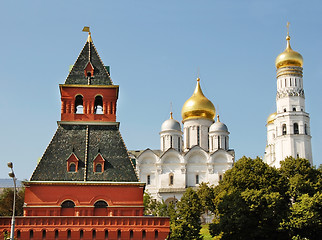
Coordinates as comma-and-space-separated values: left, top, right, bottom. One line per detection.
181, 78, 216, 122
275, 35, 303, 69
267, 112, 277, 124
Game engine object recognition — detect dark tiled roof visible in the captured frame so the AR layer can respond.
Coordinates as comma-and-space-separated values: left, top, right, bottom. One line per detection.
31, 124, 138, 182
65, 41, 112, 85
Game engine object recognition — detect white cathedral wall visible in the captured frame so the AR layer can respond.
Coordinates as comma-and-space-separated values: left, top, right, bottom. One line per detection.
185, 151, 208, 186
160, 131, 182, 151
161, 154, 185, 189
183, 118, 213, 151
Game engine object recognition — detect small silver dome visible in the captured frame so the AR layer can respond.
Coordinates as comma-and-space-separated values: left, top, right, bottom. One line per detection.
209, 115, 228, 132
161, 113, 181, 132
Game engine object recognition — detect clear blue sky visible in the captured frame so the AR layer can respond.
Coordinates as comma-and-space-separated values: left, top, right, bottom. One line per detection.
0, 1, 321, 180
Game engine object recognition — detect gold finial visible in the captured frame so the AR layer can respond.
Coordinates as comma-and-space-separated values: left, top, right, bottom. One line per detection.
197, 77, 200, 82
217, 114, 220, 122
286, 22, 291, 45
286, 22, 290, 37
170, 112, 173, 119
82, 26, 92, 42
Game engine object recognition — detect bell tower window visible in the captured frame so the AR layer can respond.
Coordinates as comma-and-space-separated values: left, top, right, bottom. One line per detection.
282, 124, 287, 135
94, 96, 103, 114
75, 95, 84, 114
294, 123, 299, 134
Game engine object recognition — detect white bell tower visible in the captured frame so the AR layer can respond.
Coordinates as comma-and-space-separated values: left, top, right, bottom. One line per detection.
264, 23, 312, 167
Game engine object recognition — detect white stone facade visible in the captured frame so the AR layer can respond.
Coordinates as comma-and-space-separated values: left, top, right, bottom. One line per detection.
131, 115, 234, 203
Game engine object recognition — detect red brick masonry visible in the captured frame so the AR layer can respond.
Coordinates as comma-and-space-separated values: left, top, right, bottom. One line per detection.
0, 216, 169, 240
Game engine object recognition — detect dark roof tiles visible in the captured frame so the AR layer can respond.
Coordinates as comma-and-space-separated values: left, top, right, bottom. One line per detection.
65, 41, 113, 85
31, 124, 138, 182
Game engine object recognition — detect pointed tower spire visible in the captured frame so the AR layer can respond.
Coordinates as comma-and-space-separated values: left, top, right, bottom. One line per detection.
65, 27, 112, 85
59, 28, 119, 122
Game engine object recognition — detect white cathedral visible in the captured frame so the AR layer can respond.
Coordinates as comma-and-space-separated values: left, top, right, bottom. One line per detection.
130, 78, 235, 203
129, 29, 313, 204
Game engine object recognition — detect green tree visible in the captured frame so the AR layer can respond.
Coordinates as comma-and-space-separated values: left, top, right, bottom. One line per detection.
279, 157, 321, 201
143, 191, 168, 217
0, 187, 25, 216
171, 188, 203, 240
196, 182, 215, 214
282, 192, 322, 240
209, 157, 289, 240
279, 157, 322, 239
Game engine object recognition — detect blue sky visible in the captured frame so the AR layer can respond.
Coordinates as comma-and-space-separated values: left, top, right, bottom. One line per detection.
0, 1, 321, 180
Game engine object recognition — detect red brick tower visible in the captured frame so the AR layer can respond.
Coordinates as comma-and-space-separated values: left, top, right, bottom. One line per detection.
0, 30, 169, 240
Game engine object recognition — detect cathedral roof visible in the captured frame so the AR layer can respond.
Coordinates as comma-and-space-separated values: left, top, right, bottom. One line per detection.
161, 112, 181, 132
65, 33, 113, 85
181, 78, 216, 122
209, 115, 228, 132
266, 112, 276, 125
31, 124, 138, 182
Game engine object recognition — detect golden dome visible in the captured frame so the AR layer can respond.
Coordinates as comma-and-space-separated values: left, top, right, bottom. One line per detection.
181, 78, 216, 122
267, 112, 277, 124
275, 35, 303, 69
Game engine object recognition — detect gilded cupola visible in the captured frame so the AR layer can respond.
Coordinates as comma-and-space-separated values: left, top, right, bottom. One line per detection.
275, 23, 303, 69
266, 112, 276, 125
181, 78, 216, 122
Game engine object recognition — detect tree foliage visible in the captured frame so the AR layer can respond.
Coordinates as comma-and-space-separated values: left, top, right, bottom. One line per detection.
209, 157, 289, 240
209, 156, 322, 240
171, 188, 203, 240
282, 192, 322, 240
196, 182, 215, 213
279, 157, 321, 201
144, 189, 203, 240
143, 192, 168, 216
279, 157, 322, 240
0, 187, 25, 216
